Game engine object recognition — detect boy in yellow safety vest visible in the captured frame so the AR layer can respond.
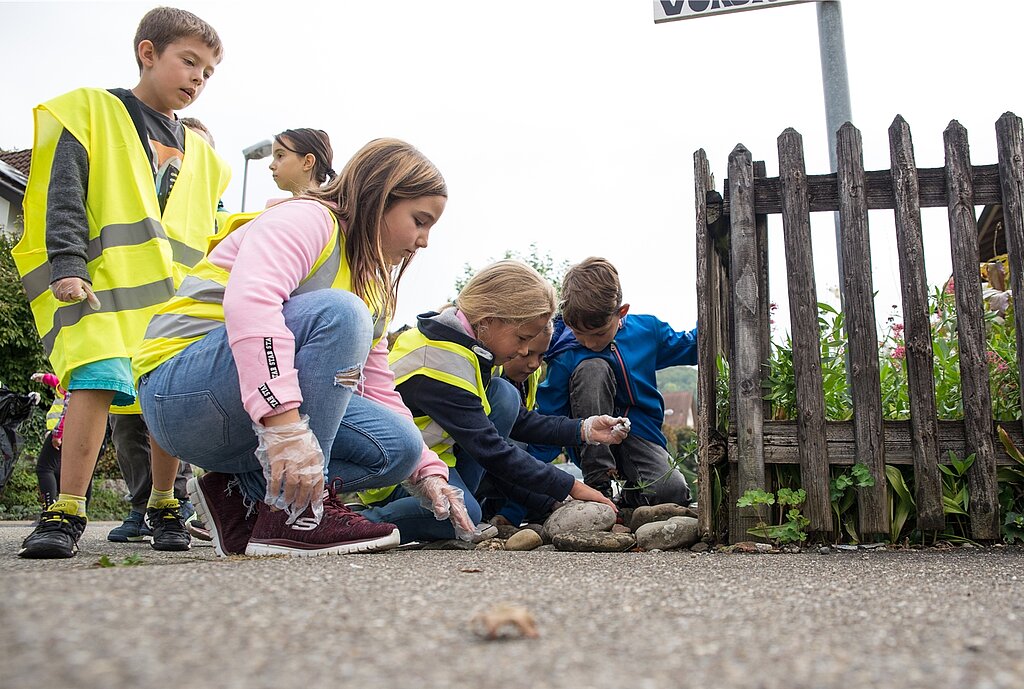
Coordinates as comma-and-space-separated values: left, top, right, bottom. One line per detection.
13, 7, 230, 559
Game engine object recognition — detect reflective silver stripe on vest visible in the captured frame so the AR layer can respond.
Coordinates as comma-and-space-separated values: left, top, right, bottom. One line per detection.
169, 239, 205, 269
143, 312, 224, 340
292, 232, 342, 296
46, 410, 63, 421
372, 313, 386, 341
39, 277, 176, 355
20, 218, 170, 302
176, 276, 226, 304
420, 418, 453, 450
390, 345, 479, 388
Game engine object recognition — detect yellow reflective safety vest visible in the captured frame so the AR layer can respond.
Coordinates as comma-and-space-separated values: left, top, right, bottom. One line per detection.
12, 87, 230, 386
358, 326, 491, 505
131, 206, 388, 384
45, 389, 66, 432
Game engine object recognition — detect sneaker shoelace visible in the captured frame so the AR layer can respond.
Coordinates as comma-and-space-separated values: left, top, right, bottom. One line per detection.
323, 480, 368, 526
36, 510, 84, 533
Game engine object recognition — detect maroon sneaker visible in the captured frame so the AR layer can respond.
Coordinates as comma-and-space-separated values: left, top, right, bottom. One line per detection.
245, 485, 399, 557
186, 472, 257, 557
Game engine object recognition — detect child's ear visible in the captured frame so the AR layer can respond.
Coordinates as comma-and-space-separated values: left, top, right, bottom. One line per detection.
137, 39, 156, 69
618, 304, 630, 318
303, 153, 316, 172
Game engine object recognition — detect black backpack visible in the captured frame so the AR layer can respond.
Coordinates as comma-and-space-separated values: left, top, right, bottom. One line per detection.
0, 386, 36, 496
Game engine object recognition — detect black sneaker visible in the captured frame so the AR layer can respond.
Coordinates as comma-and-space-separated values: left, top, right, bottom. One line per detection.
18, 508, 87, 559
146, 499, 192, 551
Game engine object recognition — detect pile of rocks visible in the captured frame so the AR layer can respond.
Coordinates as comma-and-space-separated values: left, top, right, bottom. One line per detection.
419, 501, 702, 552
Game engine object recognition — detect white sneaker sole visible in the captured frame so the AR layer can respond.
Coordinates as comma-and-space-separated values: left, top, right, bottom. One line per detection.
244, 528, 401, 557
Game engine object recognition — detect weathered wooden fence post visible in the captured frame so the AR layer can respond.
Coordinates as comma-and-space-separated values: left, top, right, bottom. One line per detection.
944, 120, 1000, 540
836, 122, 889, 536
728, 144, 767, 540
995, 113, 1024, 439
776, 128, 832, 534
888, 115, 944, 531
694, 148, 717, 541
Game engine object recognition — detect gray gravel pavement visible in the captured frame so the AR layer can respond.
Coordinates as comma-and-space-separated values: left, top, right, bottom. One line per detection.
1, 521, 1022, 689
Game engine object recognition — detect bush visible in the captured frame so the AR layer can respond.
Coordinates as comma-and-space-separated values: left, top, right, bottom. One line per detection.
0, 231, 50, 392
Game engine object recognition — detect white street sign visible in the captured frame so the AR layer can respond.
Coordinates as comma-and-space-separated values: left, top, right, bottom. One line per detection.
654, 0, 817, 24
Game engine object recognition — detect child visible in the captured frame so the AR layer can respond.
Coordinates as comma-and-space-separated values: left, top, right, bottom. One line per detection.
13, 7, 230, 559
133, 138, 474, 558
532, 257, 696, 507
269, 128, 335, 196
357, 260, 629, 544
28, 372, 95, 512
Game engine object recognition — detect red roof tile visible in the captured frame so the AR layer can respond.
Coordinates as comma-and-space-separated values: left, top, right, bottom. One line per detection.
0, 149, 31, 175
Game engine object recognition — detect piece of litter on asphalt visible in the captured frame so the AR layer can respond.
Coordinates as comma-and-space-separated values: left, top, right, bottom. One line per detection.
460, 567, 483, 573
350, 563, 363, 569
470, 603, 539, 641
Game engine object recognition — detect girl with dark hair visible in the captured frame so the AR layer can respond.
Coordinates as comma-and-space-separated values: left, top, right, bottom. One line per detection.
270, 128, 335, 195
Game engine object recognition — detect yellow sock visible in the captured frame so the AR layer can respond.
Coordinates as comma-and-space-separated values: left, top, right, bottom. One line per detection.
147, 487, 176, 509
51, 494, 87, 519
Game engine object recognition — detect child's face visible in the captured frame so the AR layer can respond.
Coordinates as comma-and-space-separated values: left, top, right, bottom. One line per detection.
502, 329, 552, 383
568, 305, 629, 352
269, 139, 313, 195
138, 37, 218, 117
479, 315, 551, 367
380, 196, 447, 266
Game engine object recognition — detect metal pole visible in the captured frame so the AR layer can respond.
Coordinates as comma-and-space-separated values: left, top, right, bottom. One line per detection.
817, 0, 853, 311
241, 158, 250, 212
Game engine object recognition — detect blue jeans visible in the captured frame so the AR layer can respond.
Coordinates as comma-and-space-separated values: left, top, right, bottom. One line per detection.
361, 376, 521, 543
138, 290, 421, 504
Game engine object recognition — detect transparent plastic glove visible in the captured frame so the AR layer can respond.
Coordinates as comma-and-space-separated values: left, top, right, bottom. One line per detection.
51, 277, 101, 310
404, 474, 477, 541
30, 372, 46, 383
581, 415, 631, 446
253, 415, 325, 525
26, 392, 41, 405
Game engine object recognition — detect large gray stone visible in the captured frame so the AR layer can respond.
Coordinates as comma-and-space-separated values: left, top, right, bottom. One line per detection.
635, 517, 699, 551
505, 529, 543, 551
552, 530, 636, 552
629, 503, 698, 532
543, 501, 616, 540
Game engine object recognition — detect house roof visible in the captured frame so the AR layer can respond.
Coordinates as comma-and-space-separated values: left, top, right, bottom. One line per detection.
0, 149, 31, 176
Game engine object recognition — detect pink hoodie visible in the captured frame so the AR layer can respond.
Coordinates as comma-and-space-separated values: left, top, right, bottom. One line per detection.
208, 199, 447, 483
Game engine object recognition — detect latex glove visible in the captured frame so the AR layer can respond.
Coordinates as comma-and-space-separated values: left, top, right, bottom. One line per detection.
404, 474, 477, 541
30, 372, 46, 383
581, 415, 631, 446
253, 415, 325, 525
51, 277, 101, 310
569, 480, 618, 512
26, 392, 41, 405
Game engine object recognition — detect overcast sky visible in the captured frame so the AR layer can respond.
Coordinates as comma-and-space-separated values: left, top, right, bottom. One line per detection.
3, 0, 1023, 333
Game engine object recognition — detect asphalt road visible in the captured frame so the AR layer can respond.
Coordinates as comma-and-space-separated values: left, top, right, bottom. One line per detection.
1, 521, 1022, 689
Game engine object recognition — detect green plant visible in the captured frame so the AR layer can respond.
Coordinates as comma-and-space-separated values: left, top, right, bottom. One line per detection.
737, 487, 810, 544
885, 465, 916, 544
996, 426, 1024, 543
0, 232, 50, 389
95, 553, 144, 568
829, 462, 876, 543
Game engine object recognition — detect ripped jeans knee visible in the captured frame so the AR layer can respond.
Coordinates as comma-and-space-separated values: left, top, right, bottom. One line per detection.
334, 364, 364, 390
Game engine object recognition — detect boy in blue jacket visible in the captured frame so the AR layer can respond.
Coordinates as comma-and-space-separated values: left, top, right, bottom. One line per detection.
532, 257, 695, 507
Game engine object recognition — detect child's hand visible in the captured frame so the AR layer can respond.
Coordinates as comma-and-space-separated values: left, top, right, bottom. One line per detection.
582, 415, 631, 445
405, 475, 477, 540
30, 372, 46, 383
51, 277, 101, 310
568, 480, 618, 512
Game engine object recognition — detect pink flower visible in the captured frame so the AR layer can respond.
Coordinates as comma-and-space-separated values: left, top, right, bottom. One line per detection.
892, 323, 905, 338
945, 279, 955, 295
892, 346, 906, 360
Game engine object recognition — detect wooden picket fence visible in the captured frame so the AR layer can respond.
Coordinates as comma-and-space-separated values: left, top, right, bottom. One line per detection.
694, 113, 1024, 543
